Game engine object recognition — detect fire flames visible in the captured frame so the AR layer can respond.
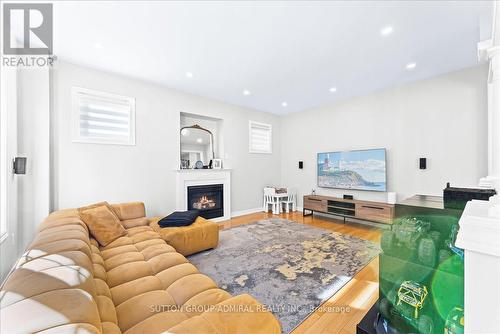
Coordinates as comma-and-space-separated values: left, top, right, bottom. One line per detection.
193, 196, 216, 209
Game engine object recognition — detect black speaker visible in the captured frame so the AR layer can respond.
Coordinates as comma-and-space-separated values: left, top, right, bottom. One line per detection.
419, 158, 427, 170
298, 161, 303, 169
13, 157, 27, 174
343, 194, 353, 200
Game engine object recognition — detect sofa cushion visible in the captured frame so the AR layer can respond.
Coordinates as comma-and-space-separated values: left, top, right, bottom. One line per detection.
116, 290, 177, 332
123, 311, 189, 334
112, 202, 146, 221
101, 322, 122, 334
150, 216, 219, 256
0, 289, 101, 334
121, 217, 150, 229
167, 294, 281, 334
0, 264, 96, 308
79, 205, 127, 246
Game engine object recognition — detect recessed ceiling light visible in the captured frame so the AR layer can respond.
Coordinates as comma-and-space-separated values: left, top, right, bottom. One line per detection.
243, 89, 251, 96
185, 72, 194, 78
329, 87, 337, 93
281, 102, 288, 107
380, 26, 393, 36
406, 62, 417, 70
196, 138, 203, 143
93, 42, 104, 49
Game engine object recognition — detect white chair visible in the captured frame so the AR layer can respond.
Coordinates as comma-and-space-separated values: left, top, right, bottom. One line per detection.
281, 188, 297, 213
263, 187, 279, 214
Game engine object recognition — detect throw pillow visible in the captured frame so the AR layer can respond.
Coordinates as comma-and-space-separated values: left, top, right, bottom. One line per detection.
158, 210, 200, 228
79, 204, 127, 246
78, 201, 120, 220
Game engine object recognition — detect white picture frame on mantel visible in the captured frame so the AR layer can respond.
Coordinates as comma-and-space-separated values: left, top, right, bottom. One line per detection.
212, 159, 222, 169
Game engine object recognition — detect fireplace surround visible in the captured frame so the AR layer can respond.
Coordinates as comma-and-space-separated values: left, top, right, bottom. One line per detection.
188, 184, 224, 219
175, 169, 231, 222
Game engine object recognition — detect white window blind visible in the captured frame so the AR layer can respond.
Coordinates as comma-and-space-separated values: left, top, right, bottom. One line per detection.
72, 87, 135, 145
249, 121, 272, 154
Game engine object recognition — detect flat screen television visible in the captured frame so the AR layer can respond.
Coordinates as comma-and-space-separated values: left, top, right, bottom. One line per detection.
317, 148, 387, 192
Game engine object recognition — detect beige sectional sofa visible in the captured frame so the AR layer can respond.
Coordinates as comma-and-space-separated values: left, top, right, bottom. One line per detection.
0, 202, 280, 333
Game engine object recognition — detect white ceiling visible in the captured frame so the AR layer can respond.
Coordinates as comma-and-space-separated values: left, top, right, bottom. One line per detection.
51, 1, 493, 115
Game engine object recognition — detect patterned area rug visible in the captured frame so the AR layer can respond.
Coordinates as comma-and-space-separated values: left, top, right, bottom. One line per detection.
188, 218, 380, 333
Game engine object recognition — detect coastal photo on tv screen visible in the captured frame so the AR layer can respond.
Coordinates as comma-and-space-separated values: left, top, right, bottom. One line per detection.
317, 148, 387, 191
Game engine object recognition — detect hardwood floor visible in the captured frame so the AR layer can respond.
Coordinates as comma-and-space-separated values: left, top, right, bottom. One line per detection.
220, 210, 382, 334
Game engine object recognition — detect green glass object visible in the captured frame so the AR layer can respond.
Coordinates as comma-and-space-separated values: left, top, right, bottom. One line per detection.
379, 196, 464, 334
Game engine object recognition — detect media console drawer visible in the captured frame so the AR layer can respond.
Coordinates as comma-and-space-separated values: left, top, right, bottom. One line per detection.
303, 197, 327, 212
356, 204, 393, 224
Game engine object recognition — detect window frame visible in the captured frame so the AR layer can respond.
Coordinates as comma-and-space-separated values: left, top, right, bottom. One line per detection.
72, 87, 136, 146
248, 120, 272, 154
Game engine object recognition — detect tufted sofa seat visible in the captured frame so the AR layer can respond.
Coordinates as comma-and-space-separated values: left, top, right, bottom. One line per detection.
0, 202, 280, 333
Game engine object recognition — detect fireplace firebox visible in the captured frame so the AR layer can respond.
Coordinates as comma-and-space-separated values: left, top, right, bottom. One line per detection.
187, 184, 224, 219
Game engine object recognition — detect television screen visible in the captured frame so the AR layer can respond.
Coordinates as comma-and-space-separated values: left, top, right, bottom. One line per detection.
317, 148, 387, 192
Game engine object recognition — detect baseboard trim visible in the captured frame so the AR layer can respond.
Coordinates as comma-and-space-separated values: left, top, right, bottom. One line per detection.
231, 207, 263, 218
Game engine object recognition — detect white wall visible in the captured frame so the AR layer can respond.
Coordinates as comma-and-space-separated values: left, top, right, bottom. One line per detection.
17, 68, 51, 250
52, 61, 281, 216
281, 66, 488, 207
1, 67, 19, 281
0, 66, 50, 281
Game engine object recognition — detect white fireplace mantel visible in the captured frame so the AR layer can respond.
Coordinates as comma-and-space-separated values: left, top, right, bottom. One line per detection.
175, 169, 231, 222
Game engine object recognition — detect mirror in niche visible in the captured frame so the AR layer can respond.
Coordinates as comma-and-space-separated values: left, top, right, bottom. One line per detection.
180, 124, 215, 169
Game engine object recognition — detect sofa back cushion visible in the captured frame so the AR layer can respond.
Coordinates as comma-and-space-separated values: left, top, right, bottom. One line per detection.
0, 210, 104, 333
112, 202, 146, 221
79, 205, 127, 246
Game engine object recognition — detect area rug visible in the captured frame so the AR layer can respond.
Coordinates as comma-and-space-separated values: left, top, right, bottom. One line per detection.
188, 218, 380, 333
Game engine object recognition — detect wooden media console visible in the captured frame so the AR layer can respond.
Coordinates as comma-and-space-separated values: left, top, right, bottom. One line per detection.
303, 195, 394, 224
